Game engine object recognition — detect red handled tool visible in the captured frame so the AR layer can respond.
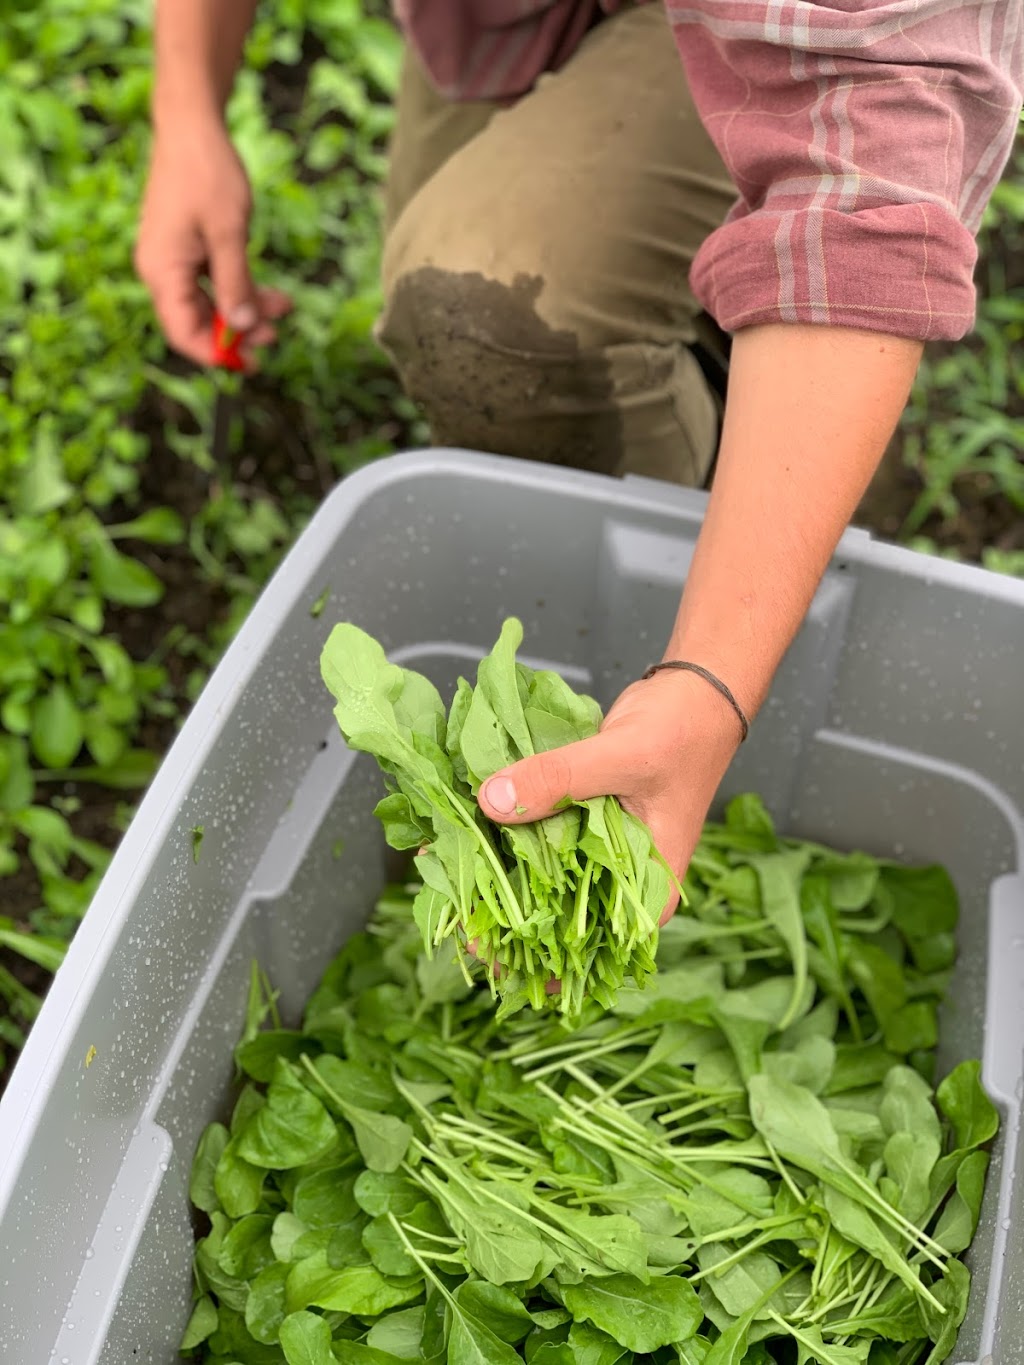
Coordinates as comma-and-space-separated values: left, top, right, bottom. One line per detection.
210, 310, 246, 465
211, 312, 247, 372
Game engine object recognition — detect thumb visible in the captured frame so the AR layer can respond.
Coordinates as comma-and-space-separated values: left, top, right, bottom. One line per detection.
478, 733, 627, 825
208, 214, 258, 334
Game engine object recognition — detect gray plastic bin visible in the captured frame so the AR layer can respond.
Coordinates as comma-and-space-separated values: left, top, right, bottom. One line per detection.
1, 450, 1023, 1365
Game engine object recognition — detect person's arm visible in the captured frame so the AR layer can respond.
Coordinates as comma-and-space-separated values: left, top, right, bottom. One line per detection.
478, 0, 1021, 906
663, 323, 921, 719
672, 0, 1023, 346
136, 0, 291, 365
478, 322, 920, 911
152, 0, 258, 129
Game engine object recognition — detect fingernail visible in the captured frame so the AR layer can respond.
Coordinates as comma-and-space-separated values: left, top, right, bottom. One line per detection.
227, 303, 258, 331
483, 776, 518, 816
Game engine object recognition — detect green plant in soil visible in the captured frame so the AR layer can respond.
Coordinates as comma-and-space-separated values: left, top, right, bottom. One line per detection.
0, 0, 405, 1079
888, 129, 1024, 568
181, 795, 995, 1364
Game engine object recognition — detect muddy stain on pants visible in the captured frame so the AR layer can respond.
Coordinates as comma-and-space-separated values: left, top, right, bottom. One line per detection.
376, 4, 736, 486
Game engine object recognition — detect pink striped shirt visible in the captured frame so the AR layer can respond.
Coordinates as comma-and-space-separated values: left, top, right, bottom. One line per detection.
392, 0, 1024, 341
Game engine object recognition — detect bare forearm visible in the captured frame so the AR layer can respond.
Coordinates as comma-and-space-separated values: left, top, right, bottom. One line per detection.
667, 324, 922, 718
153, 0, 259, 129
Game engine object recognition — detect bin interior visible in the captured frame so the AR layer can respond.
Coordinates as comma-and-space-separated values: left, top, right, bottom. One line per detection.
1, 453, 1022, 1365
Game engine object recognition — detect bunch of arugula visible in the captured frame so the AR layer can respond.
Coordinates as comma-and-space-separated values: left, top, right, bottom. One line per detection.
321, 619, 675, 1018
181, 795, 998, 1365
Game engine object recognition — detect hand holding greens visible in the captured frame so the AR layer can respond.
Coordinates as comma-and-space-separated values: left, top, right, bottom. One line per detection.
182, 796, 998, 1365
321, 619, 675, 1018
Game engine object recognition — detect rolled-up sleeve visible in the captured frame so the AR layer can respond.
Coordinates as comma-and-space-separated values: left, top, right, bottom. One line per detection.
667, 0, 1024, 340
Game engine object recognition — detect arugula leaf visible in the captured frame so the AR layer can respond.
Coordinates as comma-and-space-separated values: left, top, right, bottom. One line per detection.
365, 1305, 425, 1358
562, 1274, 703, 1352
214, 1134, 266, 1218
279, 1309, 335, 1365
749, 850, 810, 1029
882, 1129, 940, 1224
354, 1171, 425, 1218
917, 1259, 971, 1365
333, 1343, 410, 1365
219, 1214, 276, 1280
722, 794, 779, 849
236, 1029, 322, 1083
183, 808, 993, 1365
365, 1202, 449, 1277
285, 1252, 421, 1315
746, 1074, 946, 1297
762, 1034, 835, 1095
232, 1080, 268, 1131
320, 624, 450, 808
236, 1058, 339, 1169
474, 616, 535, 766
936, 1060, 999, 1151
780, 1321, 870, 1364
195, 1213, 250, 1314
674, 1336, 713, 1364
539, 1204, 648, 1280
454, 1280, 535, 1343
190, 1122, 229, 1214
208, 1303, 287, 1361
800, 875, 859, 1034
933, 1149, 989, 1253
179, 1295, 218, 1351
245, 1262, 290, 1345
879, 865, 959, 961
271, 1212, 311, 1264
822, 1187, 939, 1308
683, 1169, 774, 1238
818, 851, 880, 912
431, 1178, 553, 1285
697, 1245, 782, 1320
374, 792, 431, 850
341, 1104, 411, 1173
448, 1301, 524, 1365
321, 619, 672, 1017
293, 1165, 360, 1228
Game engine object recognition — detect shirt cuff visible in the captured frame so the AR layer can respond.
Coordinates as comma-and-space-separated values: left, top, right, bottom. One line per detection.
691, 203, 980, 342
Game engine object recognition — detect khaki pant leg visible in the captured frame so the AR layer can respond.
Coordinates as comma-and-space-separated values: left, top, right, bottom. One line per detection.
383, 52, 500, 232
378, 5, 735, 485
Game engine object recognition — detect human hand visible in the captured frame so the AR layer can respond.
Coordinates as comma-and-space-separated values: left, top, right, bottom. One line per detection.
477, 666, 745, 923
135, 115, 291, 369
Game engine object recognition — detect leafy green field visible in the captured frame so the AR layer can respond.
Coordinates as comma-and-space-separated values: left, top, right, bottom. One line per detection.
0, 1, 1020, 1089
860, 144, 1024, 571
0, 0, 409, 1082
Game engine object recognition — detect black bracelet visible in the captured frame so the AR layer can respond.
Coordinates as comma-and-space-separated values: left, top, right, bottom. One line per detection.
641, 660, 750, 743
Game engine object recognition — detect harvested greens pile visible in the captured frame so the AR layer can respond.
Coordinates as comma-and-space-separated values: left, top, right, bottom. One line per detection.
181, 797, 997, 1365
321, 619, 674, 1018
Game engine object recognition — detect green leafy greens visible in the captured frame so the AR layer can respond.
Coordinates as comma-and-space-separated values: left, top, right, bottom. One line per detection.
182, 795, 997, 1364
321, 619, 675, 1018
